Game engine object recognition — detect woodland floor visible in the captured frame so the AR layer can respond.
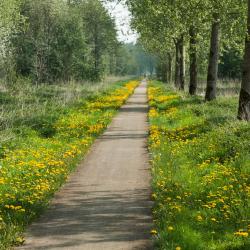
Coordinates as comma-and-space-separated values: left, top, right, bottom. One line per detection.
17, 81, 153, 250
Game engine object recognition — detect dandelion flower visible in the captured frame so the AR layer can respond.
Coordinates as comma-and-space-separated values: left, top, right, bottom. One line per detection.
196, 215, 203, 221
234, 229, 249, 237
150, 229, 157, 235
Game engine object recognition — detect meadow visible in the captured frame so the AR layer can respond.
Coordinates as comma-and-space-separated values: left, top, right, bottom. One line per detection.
0, 78, 138, 249
148, 81, 250, 250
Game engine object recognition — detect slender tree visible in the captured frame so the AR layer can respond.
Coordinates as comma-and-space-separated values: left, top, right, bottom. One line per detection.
189, 26, 198, 95
238, 0, 250, 121
167, 53, 172, 83
205, 13, 220, 101
174, 39, 181, 88
179, 35, 185, 90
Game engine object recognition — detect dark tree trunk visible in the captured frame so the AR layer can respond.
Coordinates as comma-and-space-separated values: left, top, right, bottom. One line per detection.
175, 41, 181, 89
238, 0, 250, 121
180, 35, 185, 90
168, 53, 172, 83
189, 26, 198, 95
205, 13, 220, 101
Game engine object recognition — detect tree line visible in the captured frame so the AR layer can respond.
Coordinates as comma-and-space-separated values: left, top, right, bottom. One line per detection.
0, 0, 153, 83
126, 0, 250, 121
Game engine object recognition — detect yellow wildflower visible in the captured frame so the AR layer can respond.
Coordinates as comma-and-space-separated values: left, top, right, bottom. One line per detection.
150, 229, 157, 235
196, 215, 203, 221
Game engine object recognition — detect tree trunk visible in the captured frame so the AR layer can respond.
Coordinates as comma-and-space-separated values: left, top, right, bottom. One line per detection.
175, 41, 181, 89
189, 26, 198, 95
238, 0, 250, 121
168, 53, 172, 83
205, 13, 220, 101
180, 35, 185, 90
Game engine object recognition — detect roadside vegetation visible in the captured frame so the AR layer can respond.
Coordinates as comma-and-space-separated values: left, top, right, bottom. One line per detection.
128, 1, 250, 247
148, 80, 250, 250
1, 0, 250, 249
0, 79, 138, 249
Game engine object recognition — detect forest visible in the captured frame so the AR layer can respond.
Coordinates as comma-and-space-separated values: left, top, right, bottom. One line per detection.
0, 0, 249, 249
0, 0, 155, 84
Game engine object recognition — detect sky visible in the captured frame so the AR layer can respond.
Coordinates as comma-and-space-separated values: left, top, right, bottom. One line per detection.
104, 1, 138, 44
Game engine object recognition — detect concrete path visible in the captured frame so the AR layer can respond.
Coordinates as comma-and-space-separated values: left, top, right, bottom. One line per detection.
18, 81, 153, 250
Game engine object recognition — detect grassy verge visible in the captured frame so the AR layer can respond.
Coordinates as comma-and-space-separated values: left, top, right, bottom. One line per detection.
0, 76, 132, 143
0, 79, 139, 249
148, 81, 250, 250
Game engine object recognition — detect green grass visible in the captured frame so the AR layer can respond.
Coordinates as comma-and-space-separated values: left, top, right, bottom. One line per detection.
148, 81, 250, 250
0, 78, 138, 249
0, 76, 130, 143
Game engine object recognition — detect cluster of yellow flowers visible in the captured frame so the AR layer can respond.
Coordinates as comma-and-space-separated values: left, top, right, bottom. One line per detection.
86, 83, 136, 110
234, 229, 249, 237
148, 86, 179, 103
148, 86, 161, 102
148, 108, 159, 118
156, 95, 179, 103
149, 107, 178, 120
149, 125, 161, 148
4, 205, 25, 212
0, 80, 139, 245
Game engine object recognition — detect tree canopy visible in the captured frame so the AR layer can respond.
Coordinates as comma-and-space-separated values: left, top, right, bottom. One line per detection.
0, 0, 153, 83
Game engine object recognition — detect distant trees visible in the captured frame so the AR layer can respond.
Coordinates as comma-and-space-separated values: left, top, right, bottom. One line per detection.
11, 0, 119, 82
0, 0, 150, 84
0, 0, 23, 80
80, 0, 119, 80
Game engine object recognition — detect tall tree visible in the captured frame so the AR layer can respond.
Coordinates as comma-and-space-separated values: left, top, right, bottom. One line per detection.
205, 13, 220, 101
238, 0, 250, 121
189, 26, 198, 95
179, 35, 185, 90
0, 0, 23, 80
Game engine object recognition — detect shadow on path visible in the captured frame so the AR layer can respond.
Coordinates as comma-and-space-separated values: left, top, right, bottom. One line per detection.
22, 188, 152, 249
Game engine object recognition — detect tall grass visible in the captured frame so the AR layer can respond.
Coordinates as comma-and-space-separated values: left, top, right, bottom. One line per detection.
0, 76, 131, 145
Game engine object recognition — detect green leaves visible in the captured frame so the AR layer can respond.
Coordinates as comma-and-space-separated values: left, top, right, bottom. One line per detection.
0, 0, 131, 83
128, 0, 247, 68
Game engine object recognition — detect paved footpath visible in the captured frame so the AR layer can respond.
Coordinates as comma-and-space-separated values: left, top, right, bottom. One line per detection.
18, 81, 153, 250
